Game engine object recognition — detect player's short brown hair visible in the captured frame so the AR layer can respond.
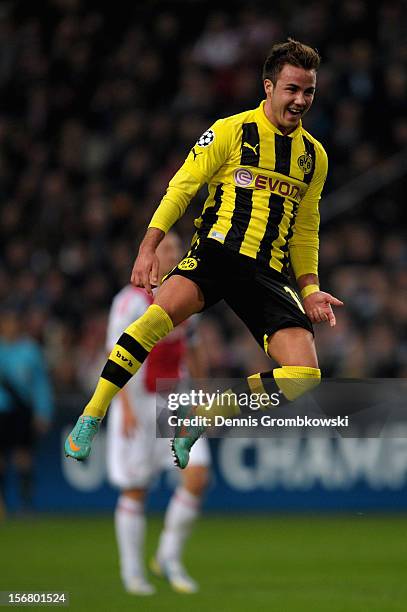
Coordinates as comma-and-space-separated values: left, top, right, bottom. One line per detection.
262, 38, 321, 84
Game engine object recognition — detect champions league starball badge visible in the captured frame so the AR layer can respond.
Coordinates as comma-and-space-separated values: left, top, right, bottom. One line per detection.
196, 129, 215, 147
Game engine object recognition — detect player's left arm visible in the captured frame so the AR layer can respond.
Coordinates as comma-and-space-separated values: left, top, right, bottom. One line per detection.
297, 273, 343, 327
289, 144, 343, 326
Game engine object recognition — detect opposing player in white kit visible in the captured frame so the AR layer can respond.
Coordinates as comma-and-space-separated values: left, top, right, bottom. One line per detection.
106, 232, 211, 595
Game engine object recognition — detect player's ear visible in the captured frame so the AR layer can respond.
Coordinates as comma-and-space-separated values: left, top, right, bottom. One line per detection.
264, 79, 274, 97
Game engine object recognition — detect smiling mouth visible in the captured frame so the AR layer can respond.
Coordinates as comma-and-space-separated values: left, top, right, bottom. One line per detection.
286, 107, 303, 117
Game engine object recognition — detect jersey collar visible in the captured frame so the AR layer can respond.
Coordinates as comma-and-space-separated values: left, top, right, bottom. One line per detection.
255, 100, 303, 138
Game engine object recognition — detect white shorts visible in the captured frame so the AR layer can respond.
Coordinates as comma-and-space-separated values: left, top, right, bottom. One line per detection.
106, 393, 211, 489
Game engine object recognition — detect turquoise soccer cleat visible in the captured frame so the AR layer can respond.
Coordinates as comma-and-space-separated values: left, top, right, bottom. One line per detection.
171, 404, 207, 469
64, 415, 101, 461
171, 437, 194, 470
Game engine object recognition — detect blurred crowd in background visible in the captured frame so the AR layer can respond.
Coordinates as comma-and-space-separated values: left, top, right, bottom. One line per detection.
0, 0, 406, 402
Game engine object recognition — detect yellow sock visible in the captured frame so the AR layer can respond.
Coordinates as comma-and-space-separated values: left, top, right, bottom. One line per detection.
195, 367, 321, 419
196, 388, 241, 419
83, 304, 173, 418
273, 365, 321, 400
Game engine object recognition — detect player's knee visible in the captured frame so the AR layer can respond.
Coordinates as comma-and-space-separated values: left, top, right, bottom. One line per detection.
273, 365, 321, 401
154, 275, 205, 326
183, 466, 210, 496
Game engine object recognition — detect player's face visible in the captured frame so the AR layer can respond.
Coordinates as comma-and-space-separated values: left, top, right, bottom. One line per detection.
156, 233, 182, 279
264, 64, 316, 135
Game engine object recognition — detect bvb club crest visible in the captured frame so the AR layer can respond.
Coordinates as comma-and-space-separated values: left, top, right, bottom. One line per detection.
297, 152, 313, 174
178, 257, 198, 271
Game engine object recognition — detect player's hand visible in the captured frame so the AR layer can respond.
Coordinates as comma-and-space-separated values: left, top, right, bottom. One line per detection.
131, 248, 160, 296
303, 291, 344, 327
122, 407, 138, 437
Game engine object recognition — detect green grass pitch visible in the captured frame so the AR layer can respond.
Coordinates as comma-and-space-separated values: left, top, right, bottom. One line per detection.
1, 514, 407, 611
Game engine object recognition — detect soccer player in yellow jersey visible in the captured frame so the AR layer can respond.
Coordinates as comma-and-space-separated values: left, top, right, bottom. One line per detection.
65, 39, 343, 468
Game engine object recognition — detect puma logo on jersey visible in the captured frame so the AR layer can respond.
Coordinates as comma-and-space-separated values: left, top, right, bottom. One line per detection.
242, 142, 259, 154
192, 147, 203, 160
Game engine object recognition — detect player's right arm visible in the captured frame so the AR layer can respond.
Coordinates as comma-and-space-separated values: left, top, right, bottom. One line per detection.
131, 227, 164, 295
131, 121, 232, 293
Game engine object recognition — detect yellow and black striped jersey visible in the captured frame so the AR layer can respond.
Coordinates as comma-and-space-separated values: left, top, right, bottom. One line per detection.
149, 100, 328, 278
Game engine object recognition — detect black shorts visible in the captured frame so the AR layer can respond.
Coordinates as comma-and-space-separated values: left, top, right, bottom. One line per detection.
0, 409, 33, 452
164, 237, 313, 351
